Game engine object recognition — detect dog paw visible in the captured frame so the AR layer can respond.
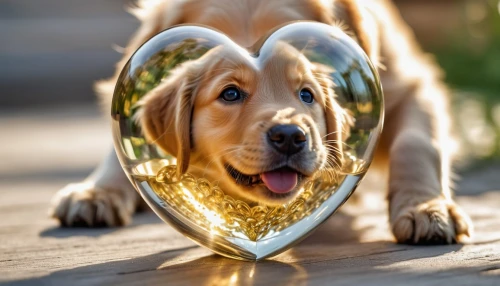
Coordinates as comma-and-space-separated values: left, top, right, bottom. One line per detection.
391, 199, 473, 244
49, 183, 137, 227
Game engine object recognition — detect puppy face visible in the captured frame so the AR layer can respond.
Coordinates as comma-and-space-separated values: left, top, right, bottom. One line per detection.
137, 42, 348, 204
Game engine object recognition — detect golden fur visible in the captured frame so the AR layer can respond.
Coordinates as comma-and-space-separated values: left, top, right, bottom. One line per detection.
51, 0, 472, 244
135, 42, 346, 203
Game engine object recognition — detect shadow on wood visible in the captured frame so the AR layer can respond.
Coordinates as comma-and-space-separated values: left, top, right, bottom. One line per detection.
9, 208, 466, 286
6, 240, 463, 286
39, 212, 161, 238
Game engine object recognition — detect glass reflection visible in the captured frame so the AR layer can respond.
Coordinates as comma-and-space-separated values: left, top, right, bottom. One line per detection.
112, 22, 383, 260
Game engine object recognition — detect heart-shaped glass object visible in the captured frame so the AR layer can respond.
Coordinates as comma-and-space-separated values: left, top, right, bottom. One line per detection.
112, 22, 383, 260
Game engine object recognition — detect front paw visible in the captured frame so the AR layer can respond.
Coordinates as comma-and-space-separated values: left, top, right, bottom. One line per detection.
49, 183, 137, 227
391, 199, 473, 244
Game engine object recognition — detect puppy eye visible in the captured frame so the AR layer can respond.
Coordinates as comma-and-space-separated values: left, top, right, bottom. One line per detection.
299, 88, 314, 104
220, 87, 242, 102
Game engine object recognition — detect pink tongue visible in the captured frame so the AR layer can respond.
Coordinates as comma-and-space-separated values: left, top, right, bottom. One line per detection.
261, 169, 298, 194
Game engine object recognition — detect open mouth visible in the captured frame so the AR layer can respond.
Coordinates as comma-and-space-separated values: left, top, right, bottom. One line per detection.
224, 164, 305, 195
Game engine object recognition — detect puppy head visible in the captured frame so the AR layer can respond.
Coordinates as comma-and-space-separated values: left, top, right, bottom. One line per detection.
137, 42, 350, 204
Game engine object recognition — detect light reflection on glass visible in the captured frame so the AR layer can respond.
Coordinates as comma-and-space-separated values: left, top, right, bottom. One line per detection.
113, 22, 383, 260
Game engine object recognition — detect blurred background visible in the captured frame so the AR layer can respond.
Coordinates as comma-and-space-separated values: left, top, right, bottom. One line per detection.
395, 0, 500, 166
0, 0, 499, 181
2, 2, 500, 283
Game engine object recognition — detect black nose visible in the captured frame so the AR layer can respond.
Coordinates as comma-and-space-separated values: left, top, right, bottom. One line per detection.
267, 124, 307, 155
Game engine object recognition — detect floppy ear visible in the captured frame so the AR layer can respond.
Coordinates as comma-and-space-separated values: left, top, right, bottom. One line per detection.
134, 66, 195, 176
135, 47, 222, 176
313, 62, 352, 170
333, 0, 379, 64
324, 93, 353, 170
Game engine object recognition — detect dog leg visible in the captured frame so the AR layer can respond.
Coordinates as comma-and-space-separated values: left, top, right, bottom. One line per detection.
48, 1, 175, 228
49, 149, 141, 227
385, 86, 472, 244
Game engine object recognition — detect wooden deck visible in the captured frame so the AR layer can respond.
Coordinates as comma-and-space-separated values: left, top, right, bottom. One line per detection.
1, 105, 500, 285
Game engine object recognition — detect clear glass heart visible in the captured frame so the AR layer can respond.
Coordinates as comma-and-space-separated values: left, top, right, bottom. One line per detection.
112, 22, 383, 260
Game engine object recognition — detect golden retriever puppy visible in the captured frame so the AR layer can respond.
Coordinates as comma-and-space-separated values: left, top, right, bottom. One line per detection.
50, 0, 472, 244
135, 42, 345, 204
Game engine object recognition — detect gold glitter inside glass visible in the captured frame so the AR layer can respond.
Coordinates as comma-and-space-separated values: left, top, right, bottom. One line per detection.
132, 157, 364, 242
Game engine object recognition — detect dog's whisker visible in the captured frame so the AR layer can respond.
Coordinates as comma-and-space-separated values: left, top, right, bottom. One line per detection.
325, 156, 342, 170
324, 148, 343, 160
325, 152, 342, 167
324, 144, 343, 152
324, 148, 343, 163
319, 160, 337, 181
323, 139, 351, 148
324, 142, 342, 149
322, 157, 342, 181
321, 131, 341, 138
